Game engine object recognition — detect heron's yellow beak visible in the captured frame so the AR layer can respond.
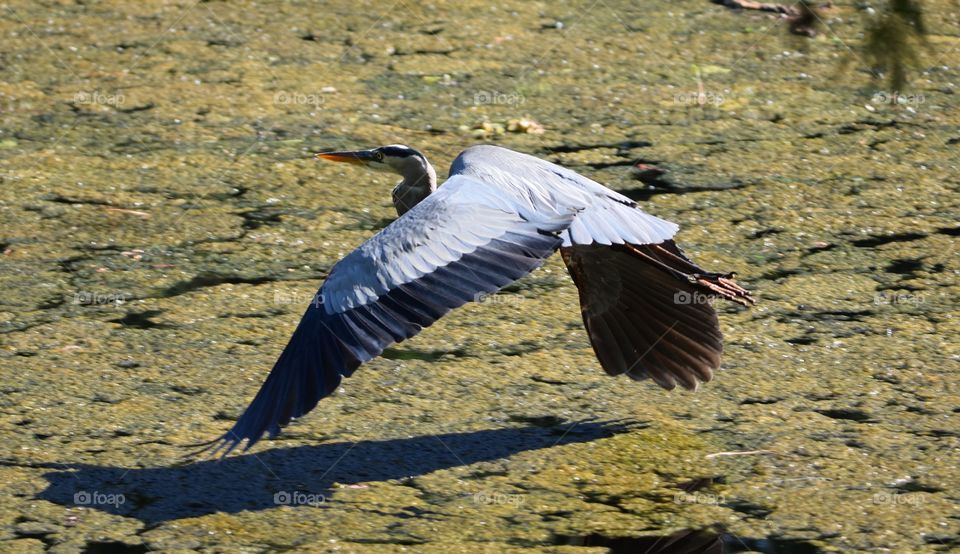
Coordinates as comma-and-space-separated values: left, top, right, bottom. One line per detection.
316, 150, 376, 165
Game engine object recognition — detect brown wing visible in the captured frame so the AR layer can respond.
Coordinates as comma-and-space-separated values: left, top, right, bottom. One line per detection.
561, 241, 753, 391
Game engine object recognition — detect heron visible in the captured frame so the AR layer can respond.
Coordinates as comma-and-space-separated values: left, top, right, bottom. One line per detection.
199, 144, 753, 457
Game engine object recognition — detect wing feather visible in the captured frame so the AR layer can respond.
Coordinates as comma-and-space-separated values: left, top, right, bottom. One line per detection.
450, 145, 679, 247
560, 243, 725, 392
203, 175, 578, 456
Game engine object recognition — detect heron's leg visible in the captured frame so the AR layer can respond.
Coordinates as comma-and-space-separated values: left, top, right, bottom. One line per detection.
618, 243, 754, 307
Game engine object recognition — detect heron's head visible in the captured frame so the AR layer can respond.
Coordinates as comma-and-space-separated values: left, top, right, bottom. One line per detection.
317, 144, 428, 176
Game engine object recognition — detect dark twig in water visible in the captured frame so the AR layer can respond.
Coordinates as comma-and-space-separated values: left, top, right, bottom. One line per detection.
712, 0, 828, 37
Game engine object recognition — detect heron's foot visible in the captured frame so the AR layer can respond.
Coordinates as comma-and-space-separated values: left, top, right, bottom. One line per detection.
690, 272, 755, 307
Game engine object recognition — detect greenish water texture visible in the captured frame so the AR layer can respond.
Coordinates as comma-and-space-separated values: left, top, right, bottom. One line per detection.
0, 1, 957, 552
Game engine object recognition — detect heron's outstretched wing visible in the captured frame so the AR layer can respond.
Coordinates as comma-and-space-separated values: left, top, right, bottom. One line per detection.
450, 144, 679, 247
453, 145, 753, 390
561, 242, 752, 390
203, 175, 579, 456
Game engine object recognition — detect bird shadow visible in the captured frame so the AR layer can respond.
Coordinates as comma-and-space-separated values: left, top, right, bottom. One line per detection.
31, 420, 629, 525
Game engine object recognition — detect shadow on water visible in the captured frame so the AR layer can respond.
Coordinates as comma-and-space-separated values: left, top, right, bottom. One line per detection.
553, 529, 823, 553
22, 422, 826, 551
25, 421, 630, 524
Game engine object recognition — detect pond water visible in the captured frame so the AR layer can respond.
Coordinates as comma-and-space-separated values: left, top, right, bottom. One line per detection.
0, 1, 957, 551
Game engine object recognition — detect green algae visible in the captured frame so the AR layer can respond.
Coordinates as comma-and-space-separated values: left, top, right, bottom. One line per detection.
0, 0, 958, 551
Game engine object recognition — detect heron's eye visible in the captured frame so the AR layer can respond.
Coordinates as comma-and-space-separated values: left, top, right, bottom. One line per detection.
375, 152, 384, 162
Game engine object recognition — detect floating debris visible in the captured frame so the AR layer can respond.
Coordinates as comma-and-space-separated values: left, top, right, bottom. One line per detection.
461, 118, 545, 139
506, 118, 545, 134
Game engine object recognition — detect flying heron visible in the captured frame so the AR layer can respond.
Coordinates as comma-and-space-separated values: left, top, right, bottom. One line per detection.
200, 144, 753, 457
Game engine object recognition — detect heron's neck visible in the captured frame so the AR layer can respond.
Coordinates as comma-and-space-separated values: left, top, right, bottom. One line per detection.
391, 159, 437, 216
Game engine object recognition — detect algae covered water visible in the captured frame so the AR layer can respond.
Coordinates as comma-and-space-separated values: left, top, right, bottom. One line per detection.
0, 1, 957, 551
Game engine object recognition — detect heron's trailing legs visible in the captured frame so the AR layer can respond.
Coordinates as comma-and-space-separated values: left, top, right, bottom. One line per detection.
620, 242, 754, 307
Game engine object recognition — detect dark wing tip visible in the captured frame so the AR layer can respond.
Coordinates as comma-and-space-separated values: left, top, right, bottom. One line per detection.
195, 191, 569, 457
179, 427, 260, 462
184, 310, 350, 461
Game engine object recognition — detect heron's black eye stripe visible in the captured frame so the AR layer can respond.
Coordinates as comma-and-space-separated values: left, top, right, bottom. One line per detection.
379, 146, 416, 158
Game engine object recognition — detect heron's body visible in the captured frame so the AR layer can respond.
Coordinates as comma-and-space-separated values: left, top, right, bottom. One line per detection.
202, 144, 753, 457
